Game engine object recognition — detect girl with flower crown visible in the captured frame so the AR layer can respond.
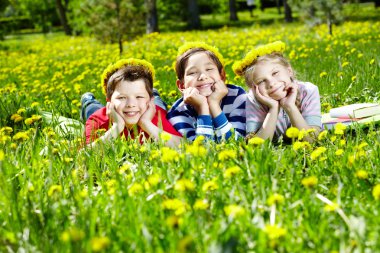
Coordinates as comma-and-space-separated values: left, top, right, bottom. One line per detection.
167, 42, 246, 142
82, 58, 182, 148
233, 41, 321, 142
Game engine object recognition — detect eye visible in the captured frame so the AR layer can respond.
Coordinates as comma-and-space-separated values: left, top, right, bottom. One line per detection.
206, 68, 214, 71
273, 71, 279, 76
118, 96, 126, 100
136, 96, 145, 99
256, 80, 264, 85
187, 71, 196, 75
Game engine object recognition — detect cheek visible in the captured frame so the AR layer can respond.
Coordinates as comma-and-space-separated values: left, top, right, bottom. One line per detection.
258, 85, 268, 96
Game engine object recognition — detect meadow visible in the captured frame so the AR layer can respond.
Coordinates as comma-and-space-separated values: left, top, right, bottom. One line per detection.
0, 6, 380, 252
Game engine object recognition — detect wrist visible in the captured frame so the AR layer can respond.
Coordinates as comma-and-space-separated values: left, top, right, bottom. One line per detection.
283, 104, 297, 113
195, 103, 210, 115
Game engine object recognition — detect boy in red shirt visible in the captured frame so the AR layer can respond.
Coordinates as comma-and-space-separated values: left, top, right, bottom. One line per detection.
84, 58, 181, 147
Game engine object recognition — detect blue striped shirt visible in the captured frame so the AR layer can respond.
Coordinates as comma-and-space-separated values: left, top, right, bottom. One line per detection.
167, 84, 246, 142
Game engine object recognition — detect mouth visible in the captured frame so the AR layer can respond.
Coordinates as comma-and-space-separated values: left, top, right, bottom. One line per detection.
269, 85, 284, 95
197, 82, 213, 89
123, 111, 139, 117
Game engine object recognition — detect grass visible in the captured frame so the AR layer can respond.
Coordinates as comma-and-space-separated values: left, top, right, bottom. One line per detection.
0, 4, 380, 253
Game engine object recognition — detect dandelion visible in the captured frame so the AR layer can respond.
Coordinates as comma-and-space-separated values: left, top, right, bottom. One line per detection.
160, 132, 172, 142
128, 183, 144, 196
161, 147, 179, 163
61, 227, 85, 242
263, 224, 287, 240
267, 193, 285, 206
324, 202, 339, 212
24, 118, 34, 125
185, 144, 207, 157
224, 204, 245, 218
166, 215, 183, 228
342, 61, 349, 68
11, 114, 23, 123
193, 199, 209, 210
174, 179, 195, 192
355, 170, 368, 179
48, 184, 62, 197
293, 141, 311, 151
370, 59, 375, 65
162, 198, 188, 215
223, 166, 241, 179
0, 150, 4, 161
218, 149, 237, 161
17, 108, 26, 114
202, 180, 219, 192
147, 174, 161, 187
286, 127, 299, 139
0, 126, 13, 134
31, 102, 40, 108
372, 184, 380, 200
302, 176, 318, 188
248, 136, 265, 145
334, 123, 346, 135
91, 236, 110, 252
335, 149, 344, 156
351, 75, 357, 82
310, 147, 327, 160
13, 131, 29, 142
319, 71, 327, 78
318, 130, 328, 140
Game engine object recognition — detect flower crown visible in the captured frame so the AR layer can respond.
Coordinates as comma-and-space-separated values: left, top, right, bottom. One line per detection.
176, 41, 225, 66
232, 41, 286, 76
101, 58, 155, 95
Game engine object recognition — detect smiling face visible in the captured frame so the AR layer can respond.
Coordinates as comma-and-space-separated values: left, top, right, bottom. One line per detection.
110, 79, 150, 129
251, 60, 293, 101
177, 52, 225, 97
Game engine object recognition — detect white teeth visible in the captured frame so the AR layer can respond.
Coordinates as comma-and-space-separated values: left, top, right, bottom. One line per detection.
124, 112, 138, 116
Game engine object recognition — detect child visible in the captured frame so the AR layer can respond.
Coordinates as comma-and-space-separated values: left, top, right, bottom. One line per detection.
233, 41, 321, 142
167, 42, 246, 142
84, 58, 182, 147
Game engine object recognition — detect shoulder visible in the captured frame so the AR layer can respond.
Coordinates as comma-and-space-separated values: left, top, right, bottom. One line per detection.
298, 81, 319, 93
87, 107, 108, 124
226, 84, 247, 96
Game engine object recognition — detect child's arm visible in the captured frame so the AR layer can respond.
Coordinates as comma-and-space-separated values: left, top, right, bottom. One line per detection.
281, 82, 321, 142
208, 83, 246, 141
86, 102, 125, 148
139, 100, 182, 147
247, 86, 280, 140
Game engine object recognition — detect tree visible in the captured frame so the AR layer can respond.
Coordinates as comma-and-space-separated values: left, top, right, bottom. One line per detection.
145, 0, 158, 34
283, 0, 293, 22
289, 0, 343, 35
187, 0, 201, 29
55, 0, 72, 35
229, 0, 238, 21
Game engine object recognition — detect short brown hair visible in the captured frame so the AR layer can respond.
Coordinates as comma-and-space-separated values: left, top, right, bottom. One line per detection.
106, 65, 153, 100
175, 48, 224, 82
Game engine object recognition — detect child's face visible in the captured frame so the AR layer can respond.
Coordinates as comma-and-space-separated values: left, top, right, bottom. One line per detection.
110, 79, 150, 128
252, 61, 293, 101
177, 52, 225, 97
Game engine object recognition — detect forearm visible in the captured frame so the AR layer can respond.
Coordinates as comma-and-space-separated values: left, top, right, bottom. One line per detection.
87, 124, 121, 148
285, 105, 320, 142
253, 107, 279, 140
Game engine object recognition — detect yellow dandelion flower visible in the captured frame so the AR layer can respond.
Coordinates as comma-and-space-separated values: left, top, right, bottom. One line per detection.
128, 183, 144, 196
31, 102, 40, 108
286, 127, 300, 139
13, 131, 29, 142
342, 61, 349, 68
267, 193, 285, 206
185, 144, 207, 157
1, 126, 13, 134
160, 132, 172, 142
218, 149, 237, 161
302, 176, 318, 188
263, 224, 287, 240
17, 108, 26, 114
202, 180, 219, 192
48, 184, 62, 197
11, 114, 23, 122
61, 227, 85, 242
224, 204, 245, 218
335, 149, 344, 156
248, 136, 265, 145
177, 41, 225, 66
24, 118, 34, 125
161, 147, 179, 163
91, 236, 110, 252
351, 75, 357, 82
355, 170, 368, 179
357, 142, 368, 150
166, 215, 183, 228
0, 149, 4, 161
324, 202, 339, 212
174, 178, 195, 192
318, 130, 328, 140
147, 174, 161, 187
369, 59, 375, 65
320, 71, 327, 78
193, 199, 209, 210
223, 166, 242, 179
372, 184, 380, 200
293, 141, 311, 151
310, 147, 327, 160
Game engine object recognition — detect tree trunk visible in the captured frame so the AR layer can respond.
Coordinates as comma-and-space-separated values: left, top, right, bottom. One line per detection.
375, 0, 380, 8
55, 0, 72, 35
275, 0, 282, 14
115, 0, 123, 55
283, 0, 293, 23
145, 0, 159, 34
187, 0, 201, 29
229, 0, 239, 21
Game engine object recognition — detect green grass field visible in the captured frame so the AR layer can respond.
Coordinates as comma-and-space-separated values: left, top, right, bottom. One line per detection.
0, 5, 380, 253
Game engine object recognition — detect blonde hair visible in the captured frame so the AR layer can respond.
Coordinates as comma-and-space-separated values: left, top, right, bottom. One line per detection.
244, 53, 301, 109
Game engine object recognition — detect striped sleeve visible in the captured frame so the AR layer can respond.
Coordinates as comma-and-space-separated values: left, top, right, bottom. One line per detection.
167, 98, 214, 141
246, 89, 268, 134
299, 82, 322, 128
215, 84, 247, 141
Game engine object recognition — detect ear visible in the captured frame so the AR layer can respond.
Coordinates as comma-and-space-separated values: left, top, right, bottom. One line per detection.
220, 69, 227, 82
176, 79, 185, 93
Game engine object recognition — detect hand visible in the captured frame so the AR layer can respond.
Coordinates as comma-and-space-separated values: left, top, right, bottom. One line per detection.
106, 102, 125, 133
280, 82, 298, 111
207, 80, 228, 105
253, 85, 279, 109
138, 98, 156, 126
182, 87, 209, 114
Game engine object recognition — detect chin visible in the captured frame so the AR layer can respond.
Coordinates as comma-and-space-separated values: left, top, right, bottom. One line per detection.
199, 89, 213, 97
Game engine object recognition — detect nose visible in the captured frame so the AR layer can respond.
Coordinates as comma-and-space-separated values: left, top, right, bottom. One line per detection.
125, 98, 136, 108
197, 71, 208, 81
266, 77, 276, 89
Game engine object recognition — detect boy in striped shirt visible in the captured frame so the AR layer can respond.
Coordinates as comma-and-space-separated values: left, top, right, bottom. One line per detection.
167, 42, 246, 142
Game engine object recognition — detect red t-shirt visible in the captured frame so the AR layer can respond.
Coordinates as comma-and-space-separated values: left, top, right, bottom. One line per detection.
85, 105, 181, 144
